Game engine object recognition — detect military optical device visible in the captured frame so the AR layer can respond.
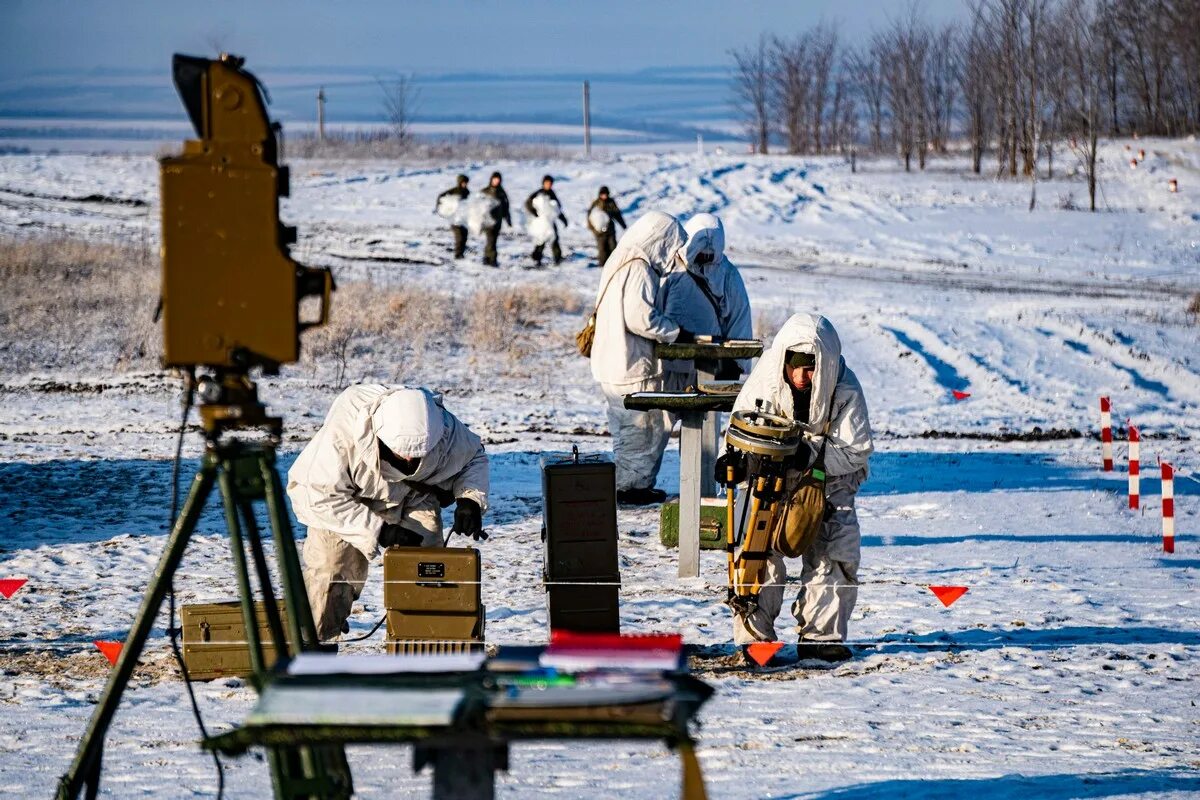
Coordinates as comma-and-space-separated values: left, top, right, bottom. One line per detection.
161, 54, 333, 433
723, 408, 802, 618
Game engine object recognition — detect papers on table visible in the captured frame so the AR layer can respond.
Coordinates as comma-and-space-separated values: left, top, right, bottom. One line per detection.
287, 651, 485, 676
248, 685, 464, 727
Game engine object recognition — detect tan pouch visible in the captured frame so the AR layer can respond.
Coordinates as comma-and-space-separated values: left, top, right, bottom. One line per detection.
771, 440, 828, 559
575, 313, 596, 357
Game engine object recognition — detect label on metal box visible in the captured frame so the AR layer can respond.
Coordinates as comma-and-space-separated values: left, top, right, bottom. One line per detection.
418, 562, 446, 579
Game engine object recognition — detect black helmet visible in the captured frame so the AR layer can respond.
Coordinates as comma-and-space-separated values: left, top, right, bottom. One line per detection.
598, 185, 610, 196
542, 174, 554, 184
456, 174, 468, 184
490, 171, 502, 181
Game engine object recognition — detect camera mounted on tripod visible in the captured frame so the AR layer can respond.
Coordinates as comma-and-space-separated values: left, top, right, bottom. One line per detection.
160, 53, 333, 438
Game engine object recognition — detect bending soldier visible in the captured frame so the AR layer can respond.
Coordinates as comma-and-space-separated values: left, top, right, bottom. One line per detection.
718, 314, 873, 663
525, 174, 568, 266
435, 174, 470, 260
481, 171, 511, 267
287, 385, 489, 641
587, 185, 626, 266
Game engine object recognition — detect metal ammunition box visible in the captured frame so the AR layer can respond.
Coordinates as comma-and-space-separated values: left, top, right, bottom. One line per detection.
181, 601, 292, 681
541, 453, 620, 633
659, 498, 728, 550
383, 546, 484, 655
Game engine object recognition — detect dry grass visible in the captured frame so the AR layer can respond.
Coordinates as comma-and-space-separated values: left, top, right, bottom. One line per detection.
1, 235, 582, 386
0, 235, 159, 374
1188, 292, 1200, 321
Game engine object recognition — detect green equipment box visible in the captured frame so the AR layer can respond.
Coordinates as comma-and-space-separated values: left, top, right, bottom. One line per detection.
659, 498, 728, 550
383, 545, 484, 655
541, 451, 620, 634
181, 601, 292, 681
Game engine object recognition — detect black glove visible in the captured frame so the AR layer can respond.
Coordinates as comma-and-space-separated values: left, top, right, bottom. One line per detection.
715, 361, 743, 381
714, 450, 747, 487
675, 327, 695, 344
451, 498, 487, 541
379, 523, 424, 549
785, 441, 818, 473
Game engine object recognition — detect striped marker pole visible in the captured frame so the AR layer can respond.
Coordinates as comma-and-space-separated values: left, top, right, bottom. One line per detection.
1100, 396, 1113, 471
1128, 423, 1140, 510
1161, 461, 1175, 554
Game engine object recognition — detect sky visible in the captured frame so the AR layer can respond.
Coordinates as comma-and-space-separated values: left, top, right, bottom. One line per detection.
0, 0, 967, 77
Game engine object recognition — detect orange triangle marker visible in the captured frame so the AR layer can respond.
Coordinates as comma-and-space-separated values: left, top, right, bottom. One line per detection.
929, 586, 969, 607
952, 390, 972, 401
0, 578, 27, 599
94, 640, 123, 666
745, 641, 785, 667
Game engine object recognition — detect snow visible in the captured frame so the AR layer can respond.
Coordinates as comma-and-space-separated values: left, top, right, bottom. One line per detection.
1, 139, 1198, 798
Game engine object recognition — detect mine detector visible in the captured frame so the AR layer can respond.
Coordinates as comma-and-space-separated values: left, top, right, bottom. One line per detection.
57, 53, 350, 799
59, 54, 714, 800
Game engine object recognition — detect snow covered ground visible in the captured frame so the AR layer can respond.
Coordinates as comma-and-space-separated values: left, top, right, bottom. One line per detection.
1, 140, 1197, 797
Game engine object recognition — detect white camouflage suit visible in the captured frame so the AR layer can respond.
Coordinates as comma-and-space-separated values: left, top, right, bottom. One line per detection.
661, 213, 754, 398
730, 314, 873, 644
589, 211, 689, 492
286, 385, 489, 640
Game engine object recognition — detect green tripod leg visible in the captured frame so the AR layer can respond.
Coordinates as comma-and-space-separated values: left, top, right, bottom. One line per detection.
57, 456, 218, 800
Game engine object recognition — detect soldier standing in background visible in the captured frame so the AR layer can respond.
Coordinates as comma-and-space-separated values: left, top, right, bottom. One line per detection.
525, 174, 569, 266
435, 174, 470, 259
481, 171, 511, 267
587, 185, 626, 266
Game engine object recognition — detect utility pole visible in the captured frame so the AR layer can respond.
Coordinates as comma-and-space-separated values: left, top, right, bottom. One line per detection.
582, 80, 591, 158
317, 87, 326, 142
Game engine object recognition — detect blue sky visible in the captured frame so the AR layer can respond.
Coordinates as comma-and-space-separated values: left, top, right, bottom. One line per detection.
1, 0, 966, 76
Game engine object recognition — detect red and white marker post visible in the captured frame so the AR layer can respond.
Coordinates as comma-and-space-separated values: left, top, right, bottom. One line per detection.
1161, 461, 1175, 553
1128, 423, 1140, 510
1100, 396, 1113, 471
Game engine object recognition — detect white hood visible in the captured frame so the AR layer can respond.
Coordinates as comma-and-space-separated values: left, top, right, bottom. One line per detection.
599, 210, 687, 278
734, 313, 843, 433
682, 213, 726, 279
372, 388, 445, 459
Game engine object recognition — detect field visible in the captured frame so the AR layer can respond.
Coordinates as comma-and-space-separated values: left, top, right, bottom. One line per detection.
0, 139, 1197, 798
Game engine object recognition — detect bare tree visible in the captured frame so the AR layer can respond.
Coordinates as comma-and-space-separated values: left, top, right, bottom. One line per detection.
847, 43, 888, 152
808, 23, 840, 153
732, 36, 774, 154
960, 4, 995, 173
379, 74, 420, 145
1059, 0, 1106, 210
773, 34, 812, 154
925, 24, 961, 153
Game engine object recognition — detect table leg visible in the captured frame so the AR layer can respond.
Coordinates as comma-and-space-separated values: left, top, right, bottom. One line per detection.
679, 411, 703, 579
696, 365, 718, 498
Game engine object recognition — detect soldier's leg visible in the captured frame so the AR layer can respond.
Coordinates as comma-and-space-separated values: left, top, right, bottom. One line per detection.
551, 233, 563, 264
531, 243, 545, 264
452, 225, 467, 259
302, 526, 370, 641
791, 472, 864, 642
601, 380, 667, 491
483, 226, 499, 266
733, 554, 786, 644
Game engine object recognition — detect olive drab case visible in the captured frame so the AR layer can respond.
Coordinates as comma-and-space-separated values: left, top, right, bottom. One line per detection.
382, 546, 484, 654
181, 601, 293, 681
541, 450, 621, 633
659, 498, 728, 550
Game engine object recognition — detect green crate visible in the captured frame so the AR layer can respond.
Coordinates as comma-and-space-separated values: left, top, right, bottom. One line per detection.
659, 498, 729, 549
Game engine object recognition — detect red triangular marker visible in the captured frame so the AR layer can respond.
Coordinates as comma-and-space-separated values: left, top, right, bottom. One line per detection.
0, 578, 27, 599
94, 640, 123, 666
929, 586, 969, 607
745, 641, 785, 667
952, 390, 971, 401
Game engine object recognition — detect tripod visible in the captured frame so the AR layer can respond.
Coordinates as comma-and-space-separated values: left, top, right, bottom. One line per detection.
58, 379, 353, 799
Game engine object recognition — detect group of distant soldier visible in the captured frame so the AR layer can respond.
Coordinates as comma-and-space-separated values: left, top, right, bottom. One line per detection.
435, 173, 626, 268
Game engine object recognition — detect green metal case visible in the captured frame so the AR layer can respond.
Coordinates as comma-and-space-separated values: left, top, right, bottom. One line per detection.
382, 546, 484, 655
181, 601, 292, 681
541, 452, 620, 633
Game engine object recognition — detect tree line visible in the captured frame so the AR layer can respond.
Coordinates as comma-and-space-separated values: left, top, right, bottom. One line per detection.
732, 0, 1200, 210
